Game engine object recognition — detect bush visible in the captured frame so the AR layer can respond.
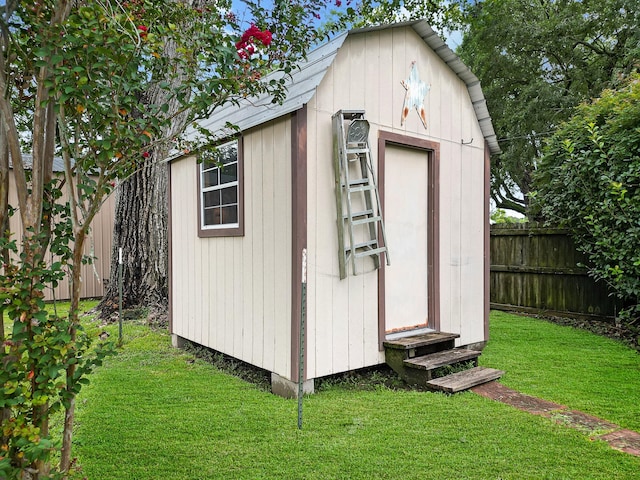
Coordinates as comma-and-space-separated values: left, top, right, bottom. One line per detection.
532, 74, 640, 326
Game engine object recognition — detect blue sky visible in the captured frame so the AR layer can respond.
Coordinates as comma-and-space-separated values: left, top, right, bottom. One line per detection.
232, 0, 463, 49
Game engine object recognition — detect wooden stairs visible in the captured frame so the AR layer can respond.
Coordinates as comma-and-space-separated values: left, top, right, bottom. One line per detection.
383, 332, 504, 393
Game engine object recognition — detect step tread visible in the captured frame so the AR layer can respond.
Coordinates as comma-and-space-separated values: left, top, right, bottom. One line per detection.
383, 332, 460, 351
404, 348, 481, 371
426, 366, 505, 393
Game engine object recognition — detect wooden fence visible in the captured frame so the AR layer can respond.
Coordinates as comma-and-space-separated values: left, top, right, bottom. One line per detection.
490, 223, 621, 320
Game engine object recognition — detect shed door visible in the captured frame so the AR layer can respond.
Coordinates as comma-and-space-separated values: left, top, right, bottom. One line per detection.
384, 144, 430, 334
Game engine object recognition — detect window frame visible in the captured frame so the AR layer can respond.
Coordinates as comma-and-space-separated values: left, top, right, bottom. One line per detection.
197, 137, 244, 237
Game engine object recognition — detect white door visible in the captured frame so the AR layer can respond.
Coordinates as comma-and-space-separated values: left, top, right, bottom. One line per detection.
384, 144, 430, 334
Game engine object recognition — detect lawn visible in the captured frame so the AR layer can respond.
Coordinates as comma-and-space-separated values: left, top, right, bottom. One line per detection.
70, 310, 640, 479
480, 311, 640, 432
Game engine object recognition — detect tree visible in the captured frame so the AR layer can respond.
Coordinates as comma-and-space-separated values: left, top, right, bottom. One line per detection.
0, 1, 328, 477
532, 74, 640, 327
351, 0, 464, 31
456, 0, 639, 215
99, 0, 346, 316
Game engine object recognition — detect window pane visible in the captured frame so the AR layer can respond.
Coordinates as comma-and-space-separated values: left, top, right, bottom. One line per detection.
203, 207, 222, 226
202, 160, 217, 171
220, 162, 237, 185
203, 190, 221, 207
203, 169, 219, 188
216, 142, 238, 165
221, 205, 238, 224
220, 186, 237, 206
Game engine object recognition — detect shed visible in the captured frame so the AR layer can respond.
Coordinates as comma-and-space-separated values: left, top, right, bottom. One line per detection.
168, 20, 502, 396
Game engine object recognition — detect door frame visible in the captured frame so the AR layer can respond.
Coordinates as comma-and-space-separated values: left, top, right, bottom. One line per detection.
377, 131, 440, 350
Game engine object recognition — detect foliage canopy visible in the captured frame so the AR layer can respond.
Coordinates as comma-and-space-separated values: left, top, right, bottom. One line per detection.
456, 0, 639, 215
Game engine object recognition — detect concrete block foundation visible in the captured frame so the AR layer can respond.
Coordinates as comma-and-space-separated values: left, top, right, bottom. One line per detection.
271, 373, 315, 399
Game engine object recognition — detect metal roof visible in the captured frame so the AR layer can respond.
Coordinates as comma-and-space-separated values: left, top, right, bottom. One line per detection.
188, 32, 348, 141
186, 19, 501, 155
10, 154, 67, 172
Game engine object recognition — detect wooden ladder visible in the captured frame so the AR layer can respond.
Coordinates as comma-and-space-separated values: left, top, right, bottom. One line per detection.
332, 110, 389, 279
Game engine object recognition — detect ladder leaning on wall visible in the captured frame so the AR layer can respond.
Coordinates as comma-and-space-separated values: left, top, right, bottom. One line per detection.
332, 110, 390, 280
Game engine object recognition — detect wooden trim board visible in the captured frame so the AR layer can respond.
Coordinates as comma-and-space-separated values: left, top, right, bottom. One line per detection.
377, 131, 441, 350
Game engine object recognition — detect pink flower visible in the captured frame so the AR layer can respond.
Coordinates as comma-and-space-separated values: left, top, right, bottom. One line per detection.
137, 25, 148, 39
236, 24, 273, 59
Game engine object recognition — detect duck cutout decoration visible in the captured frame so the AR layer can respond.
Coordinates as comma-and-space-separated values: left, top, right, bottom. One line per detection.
401, 61, 430, 129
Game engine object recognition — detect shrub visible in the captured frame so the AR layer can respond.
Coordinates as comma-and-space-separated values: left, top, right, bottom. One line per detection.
532, 74, 640, 327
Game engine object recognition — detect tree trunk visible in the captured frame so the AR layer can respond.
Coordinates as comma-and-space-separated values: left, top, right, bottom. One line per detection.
99, 0, 210, 319
0, 115, 10, 460
60, 227, 86, 476
100, 158, 169, 315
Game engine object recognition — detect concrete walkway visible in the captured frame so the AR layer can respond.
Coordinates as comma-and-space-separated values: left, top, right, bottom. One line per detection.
472, 381, 640, 457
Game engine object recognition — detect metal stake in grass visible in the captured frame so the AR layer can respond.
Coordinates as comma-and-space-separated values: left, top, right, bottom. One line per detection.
118, 247, 123, 345
298, 248, 308, 430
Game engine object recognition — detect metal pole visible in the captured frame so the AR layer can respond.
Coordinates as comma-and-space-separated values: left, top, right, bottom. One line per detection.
297, 248, 307, 430
118, 247, 123, 345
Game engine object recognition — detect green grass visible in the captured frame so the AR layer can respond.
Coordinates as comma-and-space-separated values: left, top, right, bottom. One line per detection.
2, 299, 101, 335
72, 311, 640, 479
480, 311, 640, 432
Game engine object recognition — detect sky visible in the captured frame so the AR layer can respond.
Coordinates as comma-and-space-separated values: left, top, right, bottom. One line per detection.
231, 0, 464, 49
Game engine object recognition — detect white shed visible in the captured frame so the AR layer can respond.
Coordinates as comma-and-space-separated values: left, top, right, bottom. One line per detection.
168, 20, 502, 396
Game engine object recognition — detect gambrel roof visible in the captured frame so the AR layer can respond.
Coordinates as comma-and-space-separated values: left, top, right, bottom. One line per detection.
190, 19, 501, 155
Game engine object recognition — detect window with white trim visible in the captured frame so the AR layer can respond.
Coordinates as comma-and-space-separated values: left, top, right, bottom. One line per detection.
200, 140, 240, 231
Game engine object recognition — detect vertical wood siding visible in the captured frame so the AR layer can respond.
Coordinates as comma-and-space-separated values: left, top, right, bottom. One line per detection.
7, 172, 115, 301
170, 117, 293, 378
306, 27, 487, 378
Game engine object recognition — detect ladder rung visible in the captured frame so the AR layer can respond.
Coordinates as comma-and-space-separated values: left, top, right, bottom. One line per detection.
349, 185, 374, 193
346, 240, 378, 252
352, 215, 381, 226
344, 209, 374, 219
348, 178, 368, 186
340, 110, 366, 119
346, 147, 369, 156
354, 247, 387, 258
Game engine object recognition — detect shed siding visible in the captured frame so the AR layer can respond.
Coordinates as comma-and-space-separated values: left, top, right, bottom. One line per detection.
306, 27, 486, 378
7, 172, 114, 301
171, 117, 293, 377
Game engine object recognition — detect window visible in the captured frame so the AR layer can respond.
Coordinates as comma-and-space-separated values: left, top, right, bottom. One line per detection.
198, 139, 243, 237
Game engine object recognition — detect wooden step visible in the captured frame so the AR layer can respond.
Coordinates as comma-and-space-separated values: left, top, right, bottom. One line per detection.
404, 348, 481, 371
426, 366, 505, 393
383, 332, 460, 351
